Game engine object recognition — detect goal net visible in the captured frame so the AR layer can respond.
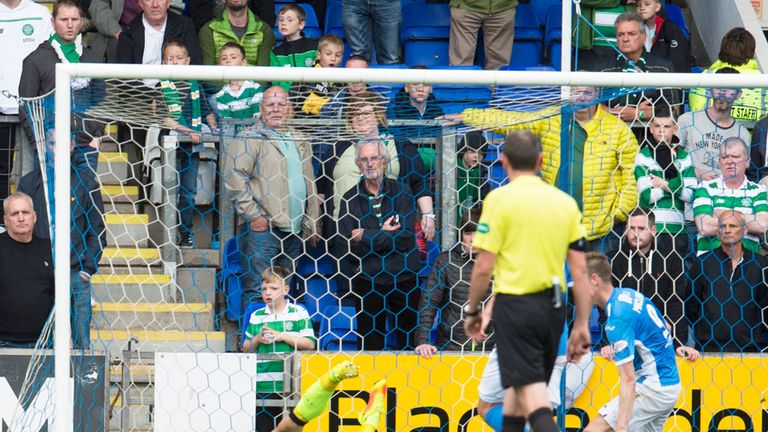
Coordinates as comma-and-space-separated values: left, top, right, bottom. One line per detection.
7, 65, 768, 432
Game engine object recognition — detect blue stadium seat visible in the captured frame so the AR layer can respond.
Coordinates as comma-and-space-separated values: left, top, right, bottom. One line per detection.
528, 0, 560, 28
274, 3, 322, 40
589, 305, 601, 346
544, 5, 563, 70
368, 64, 409, 102
489, 161, 508, 188
509, 3, 543, 68
221, 238, 244, 321
663, 4, 689, 39
401, 3, 451, 67
319, 306, 358, 350
431, 66, 491, 113
324, 1, 344, 37
296, 256, 336, 277
240, 302, 266, 345
301, 277, 339, 323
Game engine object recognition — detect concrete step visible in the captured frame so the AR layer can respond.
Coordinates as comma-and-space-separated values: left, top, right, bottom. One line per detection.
92, 273, 174, 303
91, 329, 225, 358
99, 246, 162, 268
92, 302, 214, 332
97, 152, 130, 185
101, 184, 140, 214
110, 363, 155, 383
105, 213, 150, 247
178, 248, 221, 268
178, 267, 216, 303
109, 385, 155, 410
109, 404, 153, 431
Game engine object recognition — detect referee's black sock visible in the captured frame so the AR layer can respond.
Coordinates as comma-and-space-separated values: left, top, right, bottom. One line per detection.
528, 407, 558, 432
502, 415, 526, 432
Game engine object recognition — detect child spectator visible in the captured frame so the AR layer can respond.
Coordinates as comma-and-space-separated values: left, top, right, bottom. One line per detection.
207, 42, 263, 133
241, 266, 316, 431
270, 4, 319, 92
456, 131, 490, 223
634, 107, 696, 255
636, 0, 691, 73
290, 34, 344, 117
156, 39, 212, 248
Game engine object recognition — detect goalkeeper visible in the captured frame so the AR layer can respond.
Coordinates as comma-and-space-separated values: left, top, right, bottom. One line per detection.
272, 361, 386, 432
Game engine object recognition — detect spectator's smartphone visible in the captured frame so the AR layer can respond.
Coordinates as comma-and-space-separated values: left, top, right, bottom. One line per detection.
392, 214, 400, 225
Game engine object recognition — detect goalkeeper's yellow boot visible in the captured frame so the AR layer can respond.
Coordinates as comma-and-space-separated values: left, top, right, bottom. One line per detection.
358, 379, 387, 432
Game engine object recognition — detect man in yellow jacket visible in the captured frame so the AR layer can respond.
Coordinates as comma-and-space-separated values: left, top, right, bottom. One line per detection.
444, 86, 639, 251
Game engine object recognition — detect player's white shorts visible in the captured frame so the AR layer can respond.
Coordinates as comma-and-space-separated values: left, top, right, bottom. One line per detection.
478, 348, 594, 409
598, 383, 681, 432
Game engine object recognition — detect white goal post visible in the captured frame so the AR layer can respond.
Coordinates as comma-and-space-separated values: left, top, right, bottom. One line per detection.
52, 63, 761, 432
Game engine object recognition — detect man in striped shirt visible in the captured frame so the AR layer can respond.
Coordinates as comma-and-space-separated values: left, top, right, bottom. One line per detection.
693, 137, 768, 254
242, 266, 316, 430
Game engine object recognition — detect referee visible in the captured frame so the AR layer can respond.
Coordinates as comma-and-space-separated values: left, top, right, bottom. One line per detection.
464, 130, 593, 432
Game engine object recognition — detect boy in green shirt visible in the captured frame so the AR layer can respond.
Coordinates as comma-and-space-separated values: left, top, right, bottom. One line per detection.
270, 4, 319, 92
207, 42, 263, 133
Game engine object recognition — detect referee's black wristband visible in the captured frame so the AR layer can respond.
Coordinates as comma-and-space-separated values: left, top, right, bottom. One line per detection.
569, 238, 586, 252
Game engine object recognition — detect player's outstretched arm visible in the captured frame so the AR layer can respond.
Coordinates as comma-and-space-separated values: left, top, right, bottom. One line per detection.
615, 362, 637, 432
676, 346, 701, 362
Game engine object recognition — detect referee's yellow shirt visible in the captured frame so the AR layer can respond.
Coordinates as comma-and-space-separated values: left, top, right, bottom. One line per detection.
473, 175, 587, 295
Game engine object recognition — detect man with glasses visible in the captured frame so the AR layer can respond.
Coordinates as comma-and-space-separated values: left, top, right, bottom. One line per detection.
693, 136, 768, 254
337, 139, 421, 350
223, 86, 320, 312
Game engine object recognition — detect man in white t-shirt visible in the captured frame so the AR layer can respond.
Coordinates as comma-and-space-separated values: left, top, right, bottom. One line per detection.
0, 0, 52, 220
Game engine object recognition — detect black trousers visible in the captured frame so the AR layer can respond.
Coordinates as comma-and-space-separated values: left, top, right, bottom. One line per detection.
352, 276, 420, 351
0, 123, 16, 220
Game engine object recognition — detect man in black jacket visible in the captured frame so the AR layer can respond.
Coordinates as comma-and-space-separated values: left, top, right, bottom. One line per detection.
636, 0, 691, 73
608, 208, 689, 351
688, 210, 768, 353
115, 0, 201, 65
337, 139, 421, 351
414, 207, 493, 358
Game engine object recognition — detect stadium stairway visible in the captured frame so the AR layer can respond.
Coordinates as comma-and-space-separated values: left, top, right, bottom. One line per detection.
88, 130, 225, 431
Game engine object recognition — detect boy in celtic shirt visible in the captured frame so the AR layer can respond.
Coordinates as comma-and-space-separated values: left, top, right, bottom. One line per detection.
207, 42, 263, 134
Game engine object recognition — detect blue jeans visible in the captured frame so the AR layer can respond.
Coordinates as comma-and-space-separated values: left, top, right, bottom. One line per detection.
0, 340, 36, 348
71, 271, 92, 350
177, 148, 200, 237
342, 0, 401, 64
238, 225, 302, 306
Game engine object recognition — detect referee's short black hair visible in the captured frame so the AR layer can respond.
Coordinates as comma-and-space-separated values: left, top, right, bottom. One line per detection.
503, 130, 541, 170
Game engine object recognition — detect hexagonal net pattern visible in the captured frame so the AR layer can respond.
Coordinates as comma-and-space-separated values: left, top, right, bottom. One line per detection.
9, 71, 768, 432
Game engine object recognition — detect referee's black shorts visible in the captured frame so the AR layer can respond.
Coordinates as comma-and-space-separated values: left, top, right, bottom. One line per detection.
493, 291, 566, 389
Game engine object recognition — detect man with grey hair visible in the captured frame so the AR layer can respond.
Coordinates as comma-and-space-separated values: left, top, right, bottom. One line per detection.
693, 137, 768, 254
0, 192, 54, 348
337, 139, 421, 350
592, 12, 676, 126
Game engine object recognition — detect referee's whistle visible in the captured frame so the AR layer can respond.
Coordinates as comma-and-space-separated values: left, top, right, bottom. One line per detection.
552, 276, 563, 309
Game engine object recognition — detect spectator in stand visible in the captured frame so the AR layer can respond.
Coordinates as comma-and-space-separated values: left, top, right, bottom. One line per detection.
342, 0, 400, 65
444, 85, 638, 254
689, 27, 767, 124
0, 0, 52, 220
448, 0, 516, 70
321, 55, 373, 120
115, 0, 201, 65
241, 266, 315, 431
337, 140, 421, 350
88, 0, 152, 62
155, 39, 213, 248
456, 131, 490, 223
0, 192, 54, 348
572, 0, 630, 69
223, 86, 320, 306
198, 0, 274, 67
290, 34, 344, 117
688, 210, 768, 353
678, 69, 751, 182
387, 66, 445, 143
318, 92, 433, 241
635, 106, 696, 254
207, 42, 264, 134
693, 137, 768, 255
636, 0, 690, 73
607, 208, 689, 351
188, 0, 276, 31
592, 12, 676, 128
270, 4, 319, 92
414, 208, 493, 357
